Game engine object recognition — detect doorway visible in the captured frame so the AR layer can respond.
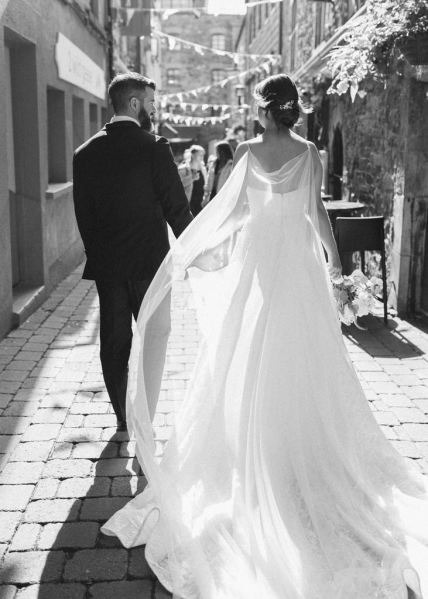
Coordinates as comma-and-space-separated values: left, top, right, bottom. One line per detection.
5, 28, 44, 296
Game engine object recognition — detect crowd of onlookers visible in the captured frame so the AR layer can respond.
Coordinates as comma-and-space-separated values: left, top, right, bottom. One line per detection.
177, 124, 247, 215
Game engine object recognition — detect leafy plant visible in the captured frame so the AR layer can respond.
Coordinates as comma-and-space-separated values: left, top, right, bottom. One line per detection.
327, 0, 428, 100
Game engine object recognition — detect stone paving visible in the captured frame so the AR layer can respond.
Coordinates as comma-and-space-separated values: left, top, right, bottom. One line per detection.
0, 265, 428, 598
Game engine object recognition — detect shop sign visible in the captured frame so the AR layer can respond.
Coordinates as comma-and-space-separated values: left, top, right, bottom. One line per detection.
55, 33, 106, 99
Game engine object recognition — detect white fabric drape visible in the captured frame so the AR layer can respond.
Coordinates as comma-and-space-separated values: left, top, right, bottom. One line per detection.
102, 146, 428, 599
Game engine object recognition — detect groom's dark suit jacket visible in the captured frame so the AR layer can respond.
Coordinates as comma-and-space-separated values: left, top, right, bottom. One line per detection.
73, 121, 193, 281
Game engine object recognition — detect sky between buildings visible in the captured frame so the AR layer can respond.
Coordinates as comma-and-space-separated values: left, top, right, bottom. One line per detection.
207, 0, 246, 14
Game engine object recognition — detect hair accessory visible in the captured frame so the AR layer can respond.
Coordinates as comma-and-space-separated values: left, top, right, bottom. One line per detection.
279, 101, 295, 110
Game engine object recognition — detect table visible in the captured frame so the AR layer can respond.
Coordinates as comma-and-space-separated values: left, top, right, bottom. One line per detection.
322, 200, 366, 232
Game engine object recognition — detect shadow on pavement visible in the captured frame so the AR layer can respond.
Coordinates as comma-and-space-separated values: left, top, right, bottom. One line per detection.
0, 271, 97, 466
343, 313, 426, 359
36, 434, 155, 598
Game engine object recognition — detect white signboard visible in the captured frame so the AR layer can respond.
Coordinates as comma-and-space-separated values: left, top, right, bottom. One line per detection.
55, 33, 106, 100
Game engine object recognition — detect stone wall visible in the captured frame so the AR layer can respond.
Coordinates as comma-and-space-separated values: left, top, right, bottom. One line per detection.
330, 71, 409, 216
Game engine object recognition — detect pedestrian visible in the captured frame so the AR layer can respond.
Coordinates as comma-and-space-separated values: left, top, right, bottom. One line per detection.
225, 123, 247, 152
103, 73, 428, 598
177, 148, 193, 200
178, 145, 207, 215
72, 72, 193, 430
202, 140, 233, 207
189, 146, 207, 216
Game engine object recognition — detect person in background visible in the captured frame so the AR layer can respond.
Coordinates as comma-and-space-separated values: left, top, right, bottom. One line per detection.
233, 124, 247, 143
178, 145, 207, 215
202, 141, 234, 207
188, 145, 207, 216
225, 124, 247, 152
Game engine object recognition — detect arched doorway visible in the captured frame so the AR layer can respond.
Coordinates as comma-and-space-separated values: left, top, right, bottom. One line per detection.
331, 126, 343, 201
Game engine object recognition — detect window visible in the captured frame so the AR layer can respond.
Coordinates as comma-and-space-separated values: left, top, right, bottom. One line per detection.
47, 88, 67, 183
249, 9, 256, 43
162, 0, 193, 8
314, 2, 327, 47
211, 34, 226, 51
91, 0, 105, 23
90, 0, 99, 19
290, 0, 298, 71
72, 96, 85, 151
257, 4, 262, 29
89, 103, 98, 136
167, 68, 181, 86
211, 69, 226, 84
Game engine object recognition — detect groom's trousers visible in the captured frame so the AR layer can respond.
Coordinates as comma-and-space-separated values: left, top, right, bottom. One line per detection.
95, 280, 171, 423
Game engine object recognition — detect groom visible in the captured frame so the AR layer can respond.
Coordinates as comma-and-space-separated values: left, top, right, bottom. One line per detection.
73, 72, 193, 429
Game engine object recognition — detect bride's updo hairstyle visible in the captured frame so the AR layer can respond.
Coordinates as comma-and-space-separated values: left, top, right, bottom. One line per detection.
254, 74, 308, 129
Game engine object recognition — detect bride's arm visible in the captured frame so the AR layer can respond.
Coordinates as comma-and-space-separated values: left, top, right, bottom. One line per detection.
309, 144, 342, 276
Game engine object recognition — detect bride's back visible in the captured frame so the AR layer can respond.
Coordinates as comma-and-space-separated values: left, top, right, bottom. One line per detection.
246, 131, 309, 173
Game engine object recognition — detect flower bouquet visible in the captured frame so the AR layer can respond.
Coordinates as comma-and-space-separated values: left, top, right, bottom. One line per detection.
331, 269, 383, 329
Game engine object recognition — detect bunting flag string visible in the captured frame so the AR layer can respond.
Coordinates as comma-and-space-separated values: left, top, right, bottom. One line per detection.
153, 31, 280, 61
161, 101, 250, 113
112, 2, 282, 15
246, 0, 283, 7
162, 56, 281, 102
114, 6, 205, 22
161, 112, 231, 126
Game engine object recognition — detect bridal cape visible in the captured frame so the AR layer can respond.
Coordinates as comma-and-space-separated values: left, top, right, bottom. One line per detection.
102, 144, 428, 598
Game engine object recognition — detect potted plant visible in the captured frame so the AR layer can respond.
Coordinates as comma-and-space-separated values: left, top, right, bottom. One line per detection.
326, 0, 428, 100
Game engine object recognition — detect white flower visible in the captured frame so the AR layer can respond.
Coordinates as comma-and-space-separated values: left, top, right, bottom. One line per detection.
351, 269, 368, 285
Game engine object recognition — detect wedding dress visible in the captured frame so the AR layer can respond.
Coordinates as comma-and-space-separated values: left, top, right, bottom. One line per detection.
102, 143, 428, 598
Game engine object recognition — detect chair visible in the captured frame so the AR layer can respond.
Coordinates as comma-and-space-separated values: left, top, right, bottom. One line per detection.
334, 216, 388, 325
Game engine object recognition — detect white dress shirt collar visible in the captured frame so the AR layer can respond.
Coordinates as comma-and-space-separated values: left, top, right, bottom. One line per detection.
110, 115, 140, 127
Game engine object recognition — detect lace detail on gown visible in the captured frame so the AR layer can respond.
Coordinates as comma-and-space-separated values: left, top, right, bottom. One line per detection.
101, 148, 428, 599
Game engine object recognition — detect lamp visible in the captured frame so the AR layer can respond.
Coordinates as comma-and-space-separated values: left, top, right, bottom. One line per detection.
234, 84, 245, 106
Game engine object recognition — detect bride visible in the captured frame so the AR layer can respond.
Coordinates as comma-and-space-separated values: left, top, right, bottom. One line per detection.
102, 74, 428, 598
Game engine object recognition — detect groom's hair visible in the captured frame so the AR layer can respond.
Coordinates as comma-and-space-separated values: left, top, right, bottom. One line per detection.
108, 72, 156, 113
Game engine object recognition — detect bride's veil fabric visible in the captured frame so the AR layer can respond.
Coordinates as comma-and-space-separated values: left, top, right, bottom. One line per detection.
127, 151, 251, 471
101, 146, 428, 599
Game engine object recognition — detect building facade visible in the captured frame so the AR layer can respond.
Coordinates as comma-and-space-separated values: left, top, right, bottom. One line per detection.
238, 0, 428, 319
234, 2, 286, 137
156, 0, 242, 157
0, 0, 109, 338
112, 0, 162, 84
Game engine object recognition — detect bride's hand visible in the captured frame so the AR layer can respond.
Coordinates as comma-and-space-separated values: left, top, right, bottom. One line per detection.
327, 256, 343, 283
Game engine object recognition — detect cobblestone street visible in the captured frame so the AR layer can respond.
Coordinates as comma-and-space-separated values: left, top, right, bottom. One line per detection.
1, 265, 428, 598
